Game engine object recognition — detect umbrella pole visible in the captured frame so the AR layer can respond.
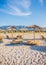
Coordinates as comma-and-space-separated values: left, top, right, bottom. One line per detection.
23, 31, 24, 39
12, 30, 13, 39
34, 28, 35, 42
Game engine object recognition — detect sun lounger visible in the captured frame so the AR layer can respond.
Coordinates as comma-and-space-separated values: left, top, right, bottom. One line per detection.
34, 40, 41, 45
26, 40, 35, 45
11, 35, 23, 44
11, 39, 23, 44
41, 35, 46, 41
26, 40, 41, 45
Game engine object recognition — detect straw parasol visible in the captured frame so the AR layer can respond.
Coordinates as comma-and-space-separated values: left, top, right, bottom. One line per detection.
26, 25, 42, 42
7, 26, 16, 30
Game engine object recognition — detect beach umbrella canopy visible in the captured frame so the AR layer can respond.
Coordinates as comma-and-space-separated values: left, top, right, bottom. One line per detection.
26, 25, 41, 29
7, 26, 17, 30
26, 25, 43, 31
26, 25, 43, 41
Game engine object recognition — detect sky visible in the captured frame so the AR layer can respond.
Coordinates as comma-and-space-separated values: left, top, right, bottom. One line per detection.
0, 0, 46, 27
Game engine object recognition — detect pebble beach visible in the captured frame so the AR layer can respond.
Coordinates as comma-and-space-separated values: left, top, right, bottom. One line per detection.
0, 42, 46, 65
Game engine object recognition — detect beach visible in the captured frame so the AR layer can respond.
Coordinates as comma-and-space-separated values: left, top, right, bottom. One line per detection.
0, 32, 46, 39
0, 0, 46, 64
0, 32, 46, 65
0, 42, 46, 65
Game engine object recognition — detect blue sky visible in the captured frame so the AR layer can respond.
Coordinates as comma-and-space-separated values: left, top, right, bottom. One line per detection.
0, 0, 46, 27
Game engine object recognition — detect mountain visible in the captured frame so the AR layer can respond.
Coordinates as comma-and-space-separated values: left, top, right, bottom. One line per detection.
0, 26, 25, 30
0, 25, 46, 31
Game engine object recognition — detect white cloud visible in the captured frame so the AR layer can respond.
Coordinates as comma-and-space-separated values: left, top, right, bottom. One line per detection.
0, 8, 32, 16
7, 3, 32, 16
8, 4, 21, 13
0, 0, 31, 16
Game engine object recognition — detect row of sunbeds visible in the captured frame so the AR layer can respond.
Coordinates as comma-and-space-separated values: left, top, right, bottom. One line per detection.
0, 35, 46, 45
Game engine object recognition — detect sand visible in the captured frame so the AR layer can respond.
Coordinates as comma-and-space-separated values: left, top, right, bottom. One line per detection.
0, 32, 46, 65
0, 43, 46, 65
0, 32, 46, 39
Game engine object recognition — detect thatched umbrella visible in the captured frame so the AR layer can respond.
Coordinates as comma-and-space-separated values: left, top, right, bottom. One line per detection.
7, 26, 16, 30
26, 25, 42, 42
